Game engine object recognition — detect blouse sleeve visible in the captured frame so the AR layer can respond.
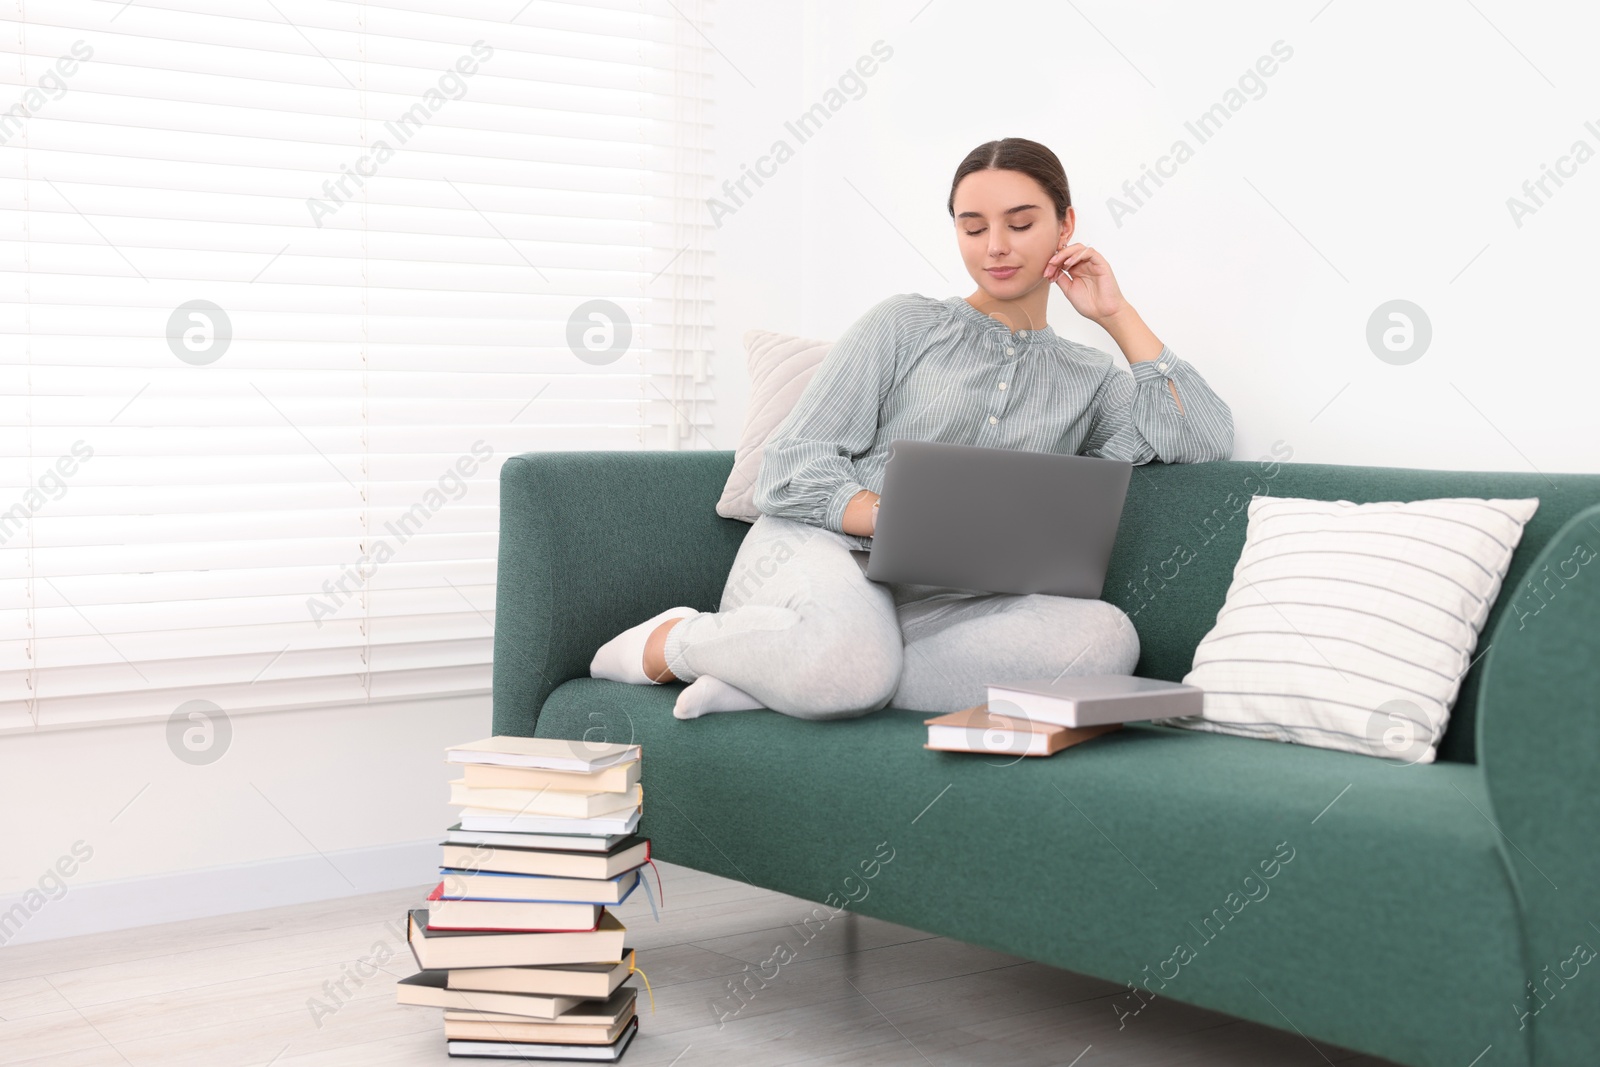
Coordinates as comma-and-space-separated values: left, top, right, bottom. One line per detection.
752, 295, 909, 533
1080, 345, 1234, 464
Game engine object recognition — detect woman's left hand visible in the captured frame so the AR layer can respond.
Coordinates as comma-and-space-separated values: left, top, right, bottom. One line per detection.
1044, 243, 1128, 324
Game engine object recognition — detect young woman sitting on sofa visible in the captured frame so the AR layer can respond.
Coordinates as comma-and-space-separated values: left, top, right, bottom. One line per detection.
591, 136, 1234, 721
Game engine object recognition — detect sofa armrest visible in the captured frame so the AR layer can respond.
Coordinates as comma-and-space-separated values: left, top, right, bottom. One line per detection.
1476, 502, 1600, 1064
491, 449, 748, 736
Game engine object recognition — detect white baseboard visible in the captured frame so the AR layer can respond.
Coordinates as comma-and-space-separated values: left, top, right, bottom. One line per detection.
0, 837, 441, 947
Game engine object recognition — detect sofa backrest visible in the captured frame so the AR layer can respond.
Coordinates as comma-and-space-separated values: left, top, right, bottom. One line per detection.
1106, 451, 1600, 763
491, 449, 1599, 765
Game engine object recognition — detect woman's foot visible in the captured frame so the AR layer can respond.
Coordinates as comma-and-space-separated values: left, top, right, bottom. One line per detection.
674, 675, 764, 719
589, 607, 697, 685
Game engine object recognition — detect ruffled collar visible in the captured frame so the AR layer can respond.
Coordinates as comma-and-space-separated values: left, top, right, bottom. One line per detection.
945, 295, 1059, 352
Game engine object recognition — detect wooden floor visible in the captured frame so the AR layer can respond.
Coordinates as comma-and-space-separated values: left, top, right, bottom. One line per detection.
0, 860, 1406, 1066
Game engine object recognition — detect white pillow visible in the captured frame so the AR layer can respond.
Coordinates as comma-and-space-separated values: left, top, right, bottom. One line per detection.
715, 328, 832, 523
1157, 495, 1540, 763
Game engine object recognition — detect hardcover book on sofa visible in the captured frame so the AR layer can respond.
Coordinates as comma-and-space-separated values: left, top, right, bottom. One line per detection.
987, 675, 1204, 727
924, 704, 1119, 757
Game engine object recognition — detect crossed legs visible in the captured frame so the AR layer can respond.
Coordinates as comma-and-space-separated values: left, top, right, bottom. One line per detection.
657, 516, 904, 720
591, 514, 1140, 720
890, 590, 1140, 714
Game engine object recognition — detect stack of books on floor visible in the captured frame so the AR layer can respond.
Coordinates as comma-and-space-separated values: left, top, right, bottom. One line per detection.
398, 735, 652, 1061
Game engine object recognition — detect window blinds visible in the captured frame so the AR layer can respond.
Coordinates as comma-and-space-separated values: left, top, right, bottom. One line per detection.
0, 0, 716, 731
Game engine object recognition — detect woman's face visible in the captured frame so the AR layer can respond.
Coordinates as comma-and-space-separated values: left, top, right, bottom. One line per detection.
953, 168, 1072, 300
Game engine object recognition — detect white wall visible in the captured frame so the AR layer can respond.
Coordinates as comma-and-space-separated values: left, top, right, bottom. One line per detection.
0, 696, 488, 943
10, 0, 1598, 941
696, 3, 808, 441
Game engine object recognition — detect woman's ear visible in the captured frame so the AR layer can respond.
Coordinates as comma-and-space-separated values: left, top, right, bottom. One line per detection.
1058, 205, 1075, 246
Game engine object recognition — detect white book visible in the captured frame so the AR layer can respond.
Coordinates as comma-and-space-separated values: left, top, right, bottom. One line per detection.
986, 674, 1203, 728
442, 824, 627, 852
446, 1016, 638, 1061
927, 723, 1055, 757
446, 736, 640, 772
458, 807, 642, 837
448, 781, 642, 819
463, 760, 641, 795
396, 971, 581, 1019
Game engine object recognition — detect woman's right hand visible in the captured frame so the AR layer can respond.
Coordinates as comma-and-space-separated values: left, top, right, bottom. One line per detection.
842, 489, 881, 537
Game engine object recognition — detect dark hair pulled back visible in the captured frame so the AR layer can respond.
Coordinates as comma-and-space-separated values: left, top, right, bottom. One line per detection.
947, 138, 1071, 223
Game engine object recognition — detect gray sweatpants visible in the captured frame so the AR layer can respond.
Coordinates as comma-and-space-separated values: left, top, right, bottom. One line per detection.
661, 513, 1140, 720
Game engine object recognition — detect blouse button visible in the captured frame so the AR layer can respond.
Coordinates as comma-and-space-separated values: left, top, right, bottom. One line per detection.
989, 415, 998, 425
1157, 361, 1169, 372
997, 381, 1007, 390
1005, 346, 1015, 356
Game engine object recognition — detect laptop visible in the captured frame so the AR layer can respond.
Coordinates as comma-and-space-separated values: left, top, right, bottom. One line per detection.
855, 439, 1133, 597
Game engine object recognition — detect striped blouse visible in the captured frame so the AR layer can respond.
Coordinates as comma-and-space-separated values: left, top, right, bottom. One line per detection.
752, 292, 1234, 549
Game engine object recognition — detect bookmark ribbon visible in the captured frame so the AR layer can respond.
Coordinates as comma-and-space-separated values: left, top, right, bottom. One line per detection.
638, 862, 660, 923
628, 961, 656, 1014
645, 857, 664, 908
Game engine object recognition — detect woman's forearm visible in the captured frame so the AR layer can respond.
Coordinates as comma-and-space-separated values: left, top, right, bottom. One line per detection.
1098, 303, 1185, 415
841, 489, 880, 537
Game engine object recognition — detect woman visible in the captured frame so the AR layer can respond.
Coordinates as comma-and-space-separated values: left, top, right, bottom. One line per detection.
591, 138, 1233, 720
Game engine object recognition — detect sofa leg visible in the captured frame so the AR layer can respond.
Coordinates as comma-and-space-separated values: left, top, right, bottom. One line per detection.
842, 909, 859, 985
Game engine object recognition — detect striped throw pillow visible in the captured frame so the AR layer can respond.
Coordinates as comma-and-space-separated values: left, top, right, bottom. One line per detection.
1157, 495, 1540, 763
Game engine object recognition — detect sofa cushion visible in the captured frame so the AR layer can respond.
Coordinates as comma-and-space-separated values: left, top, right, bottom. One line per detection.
1157, 495, 1539, 764
535, 677, 1531, 1067
715, 328, 832, 523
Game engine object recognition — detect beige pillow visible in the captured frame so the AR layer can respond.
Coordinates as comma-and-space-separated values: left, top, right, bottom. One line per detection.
716, 327, 833, 523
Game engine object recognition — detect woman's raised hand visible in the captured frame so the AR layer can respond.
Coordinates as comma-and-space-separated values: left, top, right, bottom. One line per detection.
1043, 242, 1128, 325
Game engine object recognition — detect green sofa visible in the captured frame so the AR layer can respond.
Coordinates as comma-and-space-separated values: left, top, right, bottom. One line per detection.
492, 449, 1600, 1067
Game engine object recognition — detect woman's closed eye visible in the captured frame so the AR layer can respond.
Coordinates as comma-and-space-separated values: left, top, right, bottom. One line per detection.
963, 223, 1033, 236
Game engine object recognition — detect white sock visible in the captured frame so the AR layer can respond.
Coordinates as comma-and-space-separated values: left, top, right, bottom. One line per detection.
589, 607, 699, 685
674, 675, 765, 719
